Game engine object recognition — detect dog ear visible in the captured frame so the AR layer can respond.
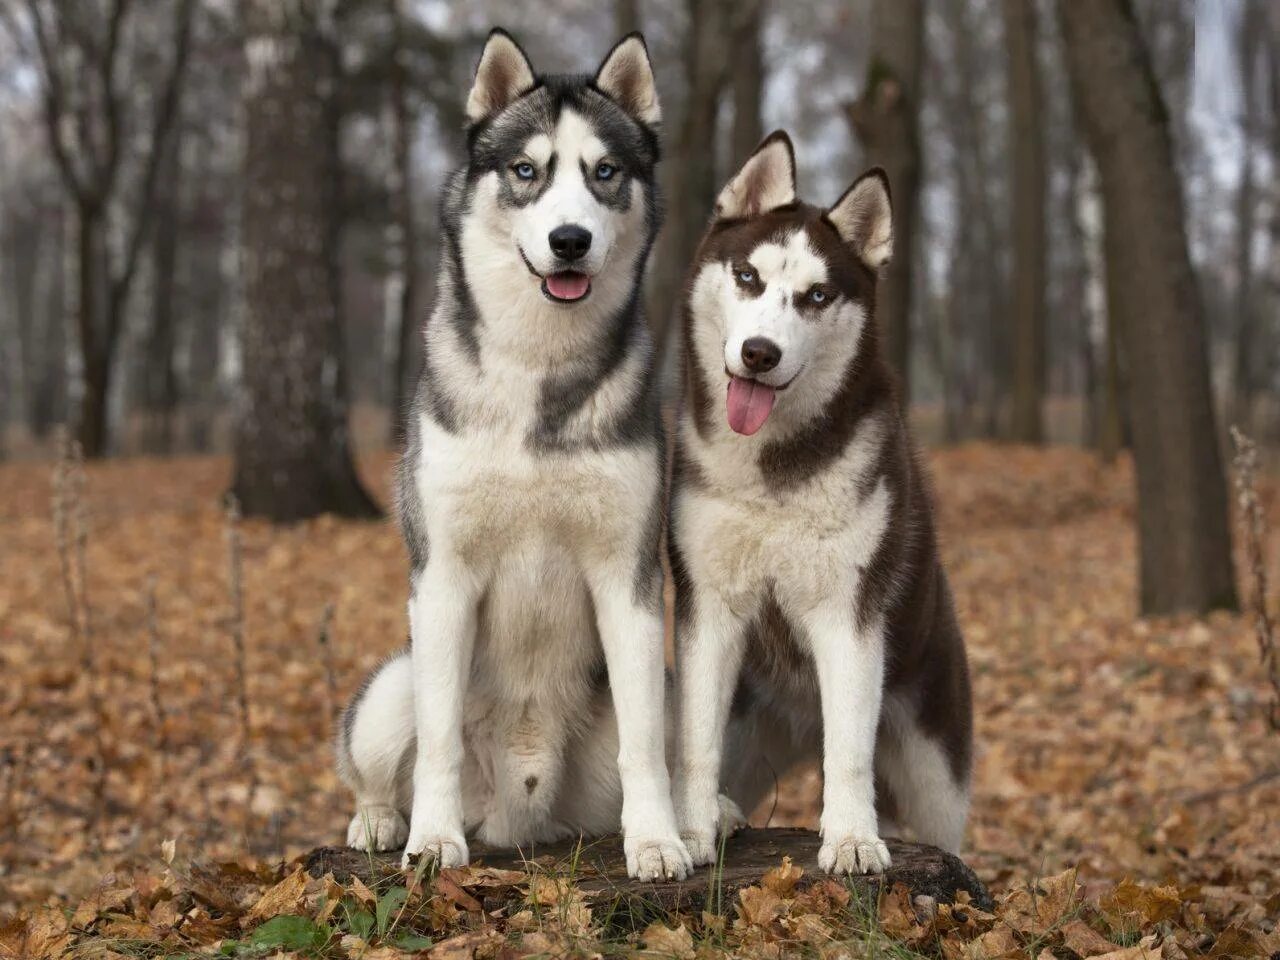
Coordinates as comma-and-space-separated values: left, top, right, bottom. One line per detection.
826, 168, 893, 269
714, 131, 797, 221
466, 29, 536, 125
595, 33, 661, 125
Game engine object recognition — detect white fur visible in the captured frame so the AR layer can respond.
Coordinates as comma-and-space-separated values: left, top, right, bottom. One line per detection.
596, 36, 661, 125
460, 112, 647, 356
674, 411, 895, 872
715, 134, 796, 219
689, 231, 868, 436
875, 695, 970, 851
828, 174, 893, 268
466, 33, 535, 124
718, 232, 835, 389
388, 108, 686, 878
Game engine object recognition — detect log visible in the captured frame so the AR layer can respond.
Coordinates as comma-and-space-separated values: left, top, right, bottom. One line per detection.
303, 827, 993, 918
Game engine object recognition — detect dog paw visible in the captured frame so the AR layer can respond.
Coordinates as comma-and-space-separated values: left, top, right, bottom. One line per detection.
400, 830, 468, 871
717, 794, 747, 837
818, 833, 891, 875
626, 835, 693, 881
346, 806, 409, 852
680, 829, 719, 867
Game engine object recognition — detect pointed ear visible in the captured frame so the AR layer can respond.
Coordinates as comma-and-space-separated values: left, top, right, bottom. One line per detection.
714, 131, 797, 220
465, 29, 536, 125
595, 33, 661, 125
827, 168, 893, 268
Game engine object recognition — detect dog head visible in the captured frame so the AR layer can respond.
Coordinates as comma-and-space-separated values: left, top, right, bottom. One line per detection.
459, 29, 661, 315
686, 131, 893, 436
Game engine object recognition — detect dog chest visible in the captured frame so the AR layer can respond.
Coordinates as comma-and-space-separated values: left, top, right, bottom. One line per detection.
677, 475, 892, 618
415, 424, 657, 566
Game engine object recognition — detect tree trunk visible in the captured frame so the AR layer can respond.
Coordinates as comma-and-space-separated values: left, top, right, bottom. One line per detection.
648, 0, 731, 359
1231, 0, 1265, 433
144, 125, 183, 455
231, 1, 379, 522
1004, 0, 1047, 444
387, 0, 421, 448
30, 199, 69, 441
730, 0, 765, 165
1059, 0, 1236, 614
846, 0, 923, 403
74, 205, 113, 458
615, 0, 641, 37
304, 828, 994, 915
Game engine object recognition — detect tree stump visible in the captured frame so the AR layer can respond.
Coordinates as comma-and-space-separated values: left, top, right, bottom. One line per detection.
303, 827, 992, 917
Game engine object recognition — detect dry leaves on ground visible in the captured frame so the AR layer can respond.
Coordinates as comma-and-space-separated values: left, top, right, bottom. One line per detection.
0, 444, 1276, 957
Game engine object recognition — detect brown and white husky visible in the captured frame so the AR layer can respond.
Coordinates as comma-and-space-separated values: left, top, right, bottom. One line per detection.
669, 132, 974, 875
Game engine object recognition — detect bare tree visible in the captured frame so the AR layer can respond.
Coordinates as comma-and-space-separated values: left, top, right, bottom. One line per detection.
1059, 0, 1236, 615
1232, 0, 1266, 433
4, 0, 196, 457
615, 0, 641, 37
386, 0, 420, 446
846, 0, 923, 401
1004, 0, 1046, 443
231, 0, 378, 521
141, 117, 184, 454
730, 0, 765, 166
648, 0, 732, 355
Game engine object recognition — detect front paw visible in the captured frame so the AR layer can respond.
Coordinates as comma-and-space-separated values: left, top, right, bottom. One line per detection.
626, 835, 693, 881
400, 829, 468, 870
818, 833, 891, 875
680, 828, 719, 867
347, 805, 409, 852
679, 795, 745, 866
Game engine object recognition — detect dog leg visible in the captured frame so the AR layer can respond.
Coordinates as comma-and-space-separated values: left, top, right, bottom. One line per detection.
586, 565, 691, 881
876, 694, 970, 854
402, 560, 480, 869
801, 605, 891, 876
673, 593, 747, 866
338, 653, 414, 851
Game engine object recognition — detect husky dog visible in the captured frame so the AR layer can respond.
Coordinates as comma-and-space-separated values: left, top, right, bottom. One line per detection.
337, 29, 693, 881
670, 132, 973, 875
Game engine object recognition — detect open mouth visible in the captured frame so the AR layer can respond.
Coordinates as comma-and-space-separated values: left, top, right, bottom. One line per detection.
724, 370, 800, 436
519, 248, 592, 303
542, 271, 592, 303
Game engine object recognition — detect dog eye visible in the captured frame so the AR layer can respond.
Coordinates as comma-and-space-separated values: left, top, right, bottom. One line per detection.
513, 162, 536, 181
595, 161, 616, 181
737, 267, 756, 284
809, 288, 828, 304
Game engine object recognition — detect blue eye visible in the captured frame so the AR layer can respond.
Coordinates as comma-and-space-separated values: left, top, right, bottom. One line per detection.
809, 288, 827, 304
595, 161, 616, 181
514, 162, 535, 181
738, 268, 756, 284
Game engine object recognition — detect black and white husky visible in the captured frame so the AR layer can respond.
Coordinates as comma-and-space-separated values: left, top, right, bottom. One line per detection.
337, 29, 693, 881
670, 133, 973, 875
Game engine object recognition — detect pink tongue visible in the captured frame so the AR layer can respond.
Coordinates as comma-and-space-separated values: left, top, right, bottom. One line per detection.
726, 376, 776, 436
545, 271, 590, 300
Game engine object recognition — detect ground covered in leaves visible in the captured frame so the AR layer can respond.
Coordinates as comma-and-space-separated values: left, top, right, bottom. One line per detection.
0, 445, 1276, 958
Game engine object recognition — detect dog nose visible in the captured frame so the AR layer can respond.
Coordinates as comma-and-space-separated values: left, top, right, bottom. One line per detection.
549, 224, 592, 262
741, 337, 781, 373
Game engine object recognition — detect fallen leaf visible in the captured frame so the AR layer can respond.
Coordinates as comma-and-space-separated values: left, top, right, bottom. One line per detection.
1062, 918, 1122, 957
244, 866, 307, 922
761, 857, 803, 897
642, 921, 695, 959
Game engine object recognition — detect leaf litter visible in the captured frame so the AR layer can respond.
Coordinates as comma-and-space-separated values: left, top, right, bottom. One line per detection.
0, 445, 1276, 957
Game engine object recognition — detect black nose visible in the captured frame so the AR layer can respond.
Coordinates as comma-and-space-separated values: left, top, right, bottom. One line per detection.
549, 224, 592, 262
741, 337, 781, 373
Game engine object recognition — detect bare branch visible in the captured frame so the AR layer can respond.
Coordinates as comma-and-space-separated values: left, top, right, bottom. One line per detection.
24, 0, 91, 201
109, 0, 196, 317
93, 0, 130, 195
